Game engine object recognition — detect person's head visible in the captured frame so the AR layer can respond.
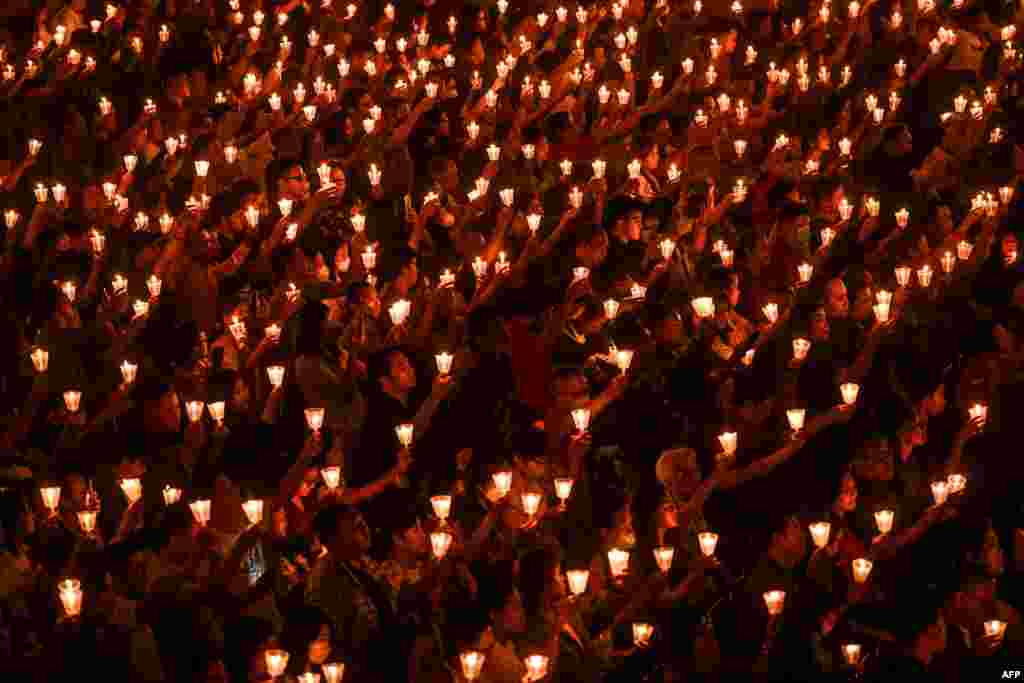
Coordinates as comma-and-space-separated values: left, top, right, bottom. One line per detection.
855, 437, 895, 482
479, 562, 526, 636
920, 383, 946, 418
769, 515, 807, 567
573, 224, 609, 268
518, 546, 563, 619
372, 348, 417, 395
347, 281, 381, 318
280, 606, 333, 670
551, 366, 589, 410
648, 305, 685, 346
223, 617, 277, 683
810, 308, 830, 341
826, 278, 849, 318
610, 201, 644, 242
390, 247, 419, 291
271, 158, 311, 202
430, 156, 459, 190
884, 124, 913, 156
312, 504, 371, 557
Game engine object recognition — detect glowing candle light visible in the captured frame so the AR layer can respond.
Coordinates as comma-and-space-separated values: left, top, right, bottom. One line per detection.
931, 480, 949, 506
40, 485, 61, 515
58, 579, 82, 617
428, 495, 453, 524
698, 531, 719, 557
607, 548, 630, 577
189, 499, 212, 526
554, 477, 574, 508
571, 408, 591, 434
763, 590, 786, 616
692, 297, 715, 319
264, 650, 289, 678
603, 298, 620, 319
266, 365, 285, 388
809, 521, 831, 549
787, 408, 806, 432
396, 422, 414, 447
852, 558, 873, 583
321, 466, 342, 490
460, 651, 485, 681
63, 390, 82, 413
430, 530, 452, 559
843, 643, 862, 666
633, 622, 654, 647
119, 477, 142, 504
874, 509, 894, 535
300, 408, 323, 438
653, 545, 675, 573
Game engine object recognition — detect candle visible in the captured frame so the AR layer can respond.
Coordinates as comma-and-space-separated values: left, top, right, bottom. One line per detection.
460, 651, 485, 681
614, 349, 634, 374
321, 466, 342, 490
873, 509, 895, 536
607, 548, 630, 577
119, 477, 142, 504
633, 622, 654, 647
763, 590, 786, 616
786, 408, 806, 432
266, 365, 285, 388
852, 558, 873, 583
603, 298, 620, 320
189, 499, 212, 526
30, 347, 49, 373
63, 390, 82, 413
571, 407, 591, 434
931, 480, 949, 506
299, 408, 324, 437
653, 546, 675, 573
734, 139, 748, 157
434, 352, 454, 376
120, 360, 138, 385
396, 422, 414, 447
242, 499, 264, 526
524, 655, 549, 682
820, 227, 836, 248
627, 158, 642, 179
40, 485, 61, 515
264, 650, 289, 678
430, 531, 452, 559
843, 643, 862, 666
984, 620, 1007, 641
207, 401, 226, 427
4, 209, 19, 229
160, 485, 181, 505
322, 663, 345, 683
554, 477, 574, 507
427, 495, 452, 524
917, 265, 933, 288
389, 299, 412, 326
58, 579, 83, 618
368, 164, 382, 187
521, 491, 542, 518
492, 471, 512, 498
472, 257, 488, 279
968, 402, 988, 426
792, 337, 812, 361
797, 262, 814, 284
692, 297, 715, 319
698, 531, 719, 557
840, 382, 860, 405
809, 521, 831, 549
718, 431, 738, 456
78, 510, 98, 534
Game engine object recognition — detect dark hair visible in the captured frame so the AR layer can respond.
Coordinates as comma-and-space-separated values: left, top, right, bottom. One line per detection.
265, 157, 304, 199
312, 503, 360, 546
281, 606, 332, 672
518, 546, 561, 620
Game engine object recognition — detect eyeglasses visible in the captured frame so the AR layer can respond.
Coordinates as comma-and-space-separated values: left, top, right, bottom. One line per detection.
284, 174, 307, 182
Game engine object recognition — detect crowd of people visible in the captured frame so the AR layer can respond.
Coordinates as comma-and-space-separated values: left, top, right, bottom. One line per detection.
1, 0, 1024, 679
